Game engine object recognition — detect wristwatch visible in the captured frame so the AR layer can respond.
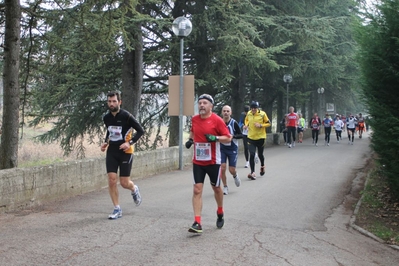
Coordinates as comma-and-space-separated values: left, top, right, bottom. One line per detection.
216, 136, 219, 141
129, 139, 134, 145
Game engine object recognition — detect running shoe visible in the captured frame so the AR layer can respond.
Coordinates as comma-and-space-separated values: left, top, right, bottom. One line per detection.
223, 186, 229, 195
255, 154, 259, 164
132, 185, 142, 206
260, 166, 265, 176
292, 142, 295, 147
327, 143, 330, 146
288, 144, 292, 148
247, 172, 256, 180
108, 207, 122, 220
216, 212, 224, 229
188, 222, 203, 233
234, 175, 241, 187
244, 161, 249, 168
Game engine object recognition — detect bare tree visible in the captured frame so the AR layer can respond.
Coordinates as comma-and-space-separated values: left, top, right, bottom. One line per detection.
0, 0, 20, 169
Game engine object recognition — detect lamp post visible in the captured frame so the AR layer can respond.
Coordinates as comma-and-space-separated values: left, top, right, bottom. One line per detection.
172, 17, 192, 170
283, 74, 292, 113
317, 87, 325, 115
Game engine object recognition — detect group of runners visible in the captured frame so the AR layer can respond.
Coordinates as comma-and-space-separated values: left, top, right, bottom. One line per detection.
101, 91, 368, 234
281, 109, 368, 147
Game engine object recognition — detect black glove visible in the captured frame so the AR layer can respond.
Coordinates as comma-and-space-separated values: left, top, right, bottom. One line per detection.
205, 134, 217, 142
185, 138, 194, 149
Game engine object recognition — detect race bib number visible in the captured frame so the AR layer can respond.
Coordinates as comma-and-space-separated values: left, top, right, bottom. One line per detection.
312, 124, 319, 129
195, 143, 212, 161
108, 126, 123, 141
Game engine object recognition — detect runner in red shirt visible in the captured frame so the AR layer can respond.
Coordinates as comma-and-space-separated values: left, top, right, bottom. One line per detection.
285, 106, 298, 148
184, 94, 232, 234
310, 113, 322, 146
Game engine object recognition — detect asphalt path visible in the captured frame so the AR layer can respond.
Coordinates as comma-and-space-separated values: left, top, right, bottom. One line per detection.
1, 131, 398, 265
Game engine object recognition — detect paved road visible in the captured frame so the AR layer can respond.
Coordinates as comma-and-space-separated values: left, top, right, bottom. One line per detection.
1, 131, 398, 265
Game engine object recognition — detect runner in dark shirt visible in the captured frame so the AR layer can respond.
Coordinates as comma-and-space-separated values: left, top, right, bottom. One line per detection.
101, 91, 144, 219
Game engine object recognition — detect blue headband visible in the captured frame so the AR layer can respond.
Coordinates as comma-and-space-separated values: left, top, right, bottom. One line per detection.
198, 94, 214, 105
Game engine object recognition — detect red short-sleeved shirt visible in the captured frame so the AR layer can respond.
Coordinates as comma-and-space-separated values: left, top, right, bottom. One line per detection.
286, 112, 298, 127
191, 113, 231, 165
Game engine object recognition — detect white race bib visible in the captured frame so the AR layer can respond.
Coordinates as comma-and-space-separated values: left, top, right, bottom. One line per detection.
108, 126, 123, 141
195, 143, 212, 161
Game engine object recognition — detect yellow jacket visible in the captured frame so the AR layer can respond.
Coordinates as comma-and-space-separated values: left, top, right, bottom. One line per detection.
245, 109, 271, 140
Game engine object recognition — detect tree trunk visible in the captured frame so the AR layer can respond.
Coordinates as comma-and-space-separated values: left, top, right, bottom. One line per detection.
230, 66, 247, 122
122, 3, 143, 118
1, 0, 21, 169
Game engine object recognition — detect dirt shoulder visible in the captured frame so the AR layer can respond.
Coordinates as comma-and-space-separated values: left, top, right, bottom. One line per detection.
353, 158, 399, 247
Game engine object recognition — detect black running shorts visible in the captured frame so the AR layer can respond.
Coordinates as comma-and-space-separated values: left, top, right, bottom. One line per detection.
106, 150, 133, 177
192, 163, 221, 187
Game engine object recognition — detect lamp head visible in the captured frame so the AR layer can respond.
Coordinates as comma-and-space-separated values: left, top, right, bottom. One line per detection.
172, 17, 192, 37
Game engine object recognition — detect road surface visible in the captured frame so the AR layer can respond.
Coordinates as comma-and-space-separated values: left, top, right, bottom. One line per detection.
0, 131, 398, 265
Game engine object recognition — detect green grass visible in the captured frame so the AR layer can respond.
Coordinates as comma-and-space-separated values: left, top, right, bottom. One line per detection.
19, 158, 65, 168
369, 221, 399, 244
357, 167, 399, 245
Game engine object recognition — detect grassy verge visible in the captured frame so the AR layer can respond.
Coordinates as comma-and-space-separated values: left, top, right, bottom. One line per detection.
356, 164, 399, 246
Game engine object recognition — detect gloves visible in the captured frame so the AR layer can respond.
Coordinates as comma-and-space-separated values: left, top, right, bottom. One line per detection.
205, 134, 217, 142
185, 138, 194, 149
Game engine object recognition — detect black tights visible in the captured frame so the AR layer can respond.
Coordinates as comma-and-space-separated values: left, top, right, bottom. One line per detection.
242, 135, 249, 161
324, 127, 331, 143
287, 127, 296, 144
248, 138, 265, 173
312, 130, 319, 143
336, 130, 342, 140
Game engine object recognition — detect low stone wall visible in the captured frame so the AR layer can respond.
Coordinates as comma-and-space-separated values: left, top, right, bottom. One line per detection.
0, 132, 312, 213
0, 147, 193, 213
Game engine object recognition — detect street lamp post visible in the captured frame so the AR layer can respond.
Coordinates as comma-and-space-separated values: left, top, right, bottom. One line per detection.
317, 87, 325, 115
283, 74, 292, 113
172, 17, 192, 170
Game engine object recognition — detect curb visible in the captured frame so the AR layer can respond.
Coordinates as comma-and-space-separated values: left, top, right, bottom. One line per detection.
350, 169, 399, 251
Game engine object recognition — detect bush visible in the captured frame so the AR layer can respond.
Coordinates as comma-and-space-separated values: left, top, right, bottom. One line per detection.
356, 0, 399, 197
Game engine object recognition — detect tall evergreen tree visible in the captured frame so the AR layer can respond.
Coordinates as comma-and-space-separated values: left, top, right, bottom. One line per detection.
0, 0, 21, 169
355, 0, 399, 196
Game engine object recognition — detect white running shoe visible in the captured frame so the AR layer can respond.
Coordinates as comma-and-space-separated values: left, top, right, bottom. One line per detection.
132, 185, 142, 206
247, 172, 256, 180
234, 175, 241, 187
327, 143, 330, 146
245, 161, 249, 168
108, 207, 122, 219
292, 142, 295, 147
223, 186, 229, 195
255, 154, 259, 164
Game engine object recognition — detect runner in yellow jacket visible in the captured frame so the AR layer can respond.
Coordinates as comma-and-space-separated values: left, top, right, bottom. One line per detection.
243, 101, 271, 180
